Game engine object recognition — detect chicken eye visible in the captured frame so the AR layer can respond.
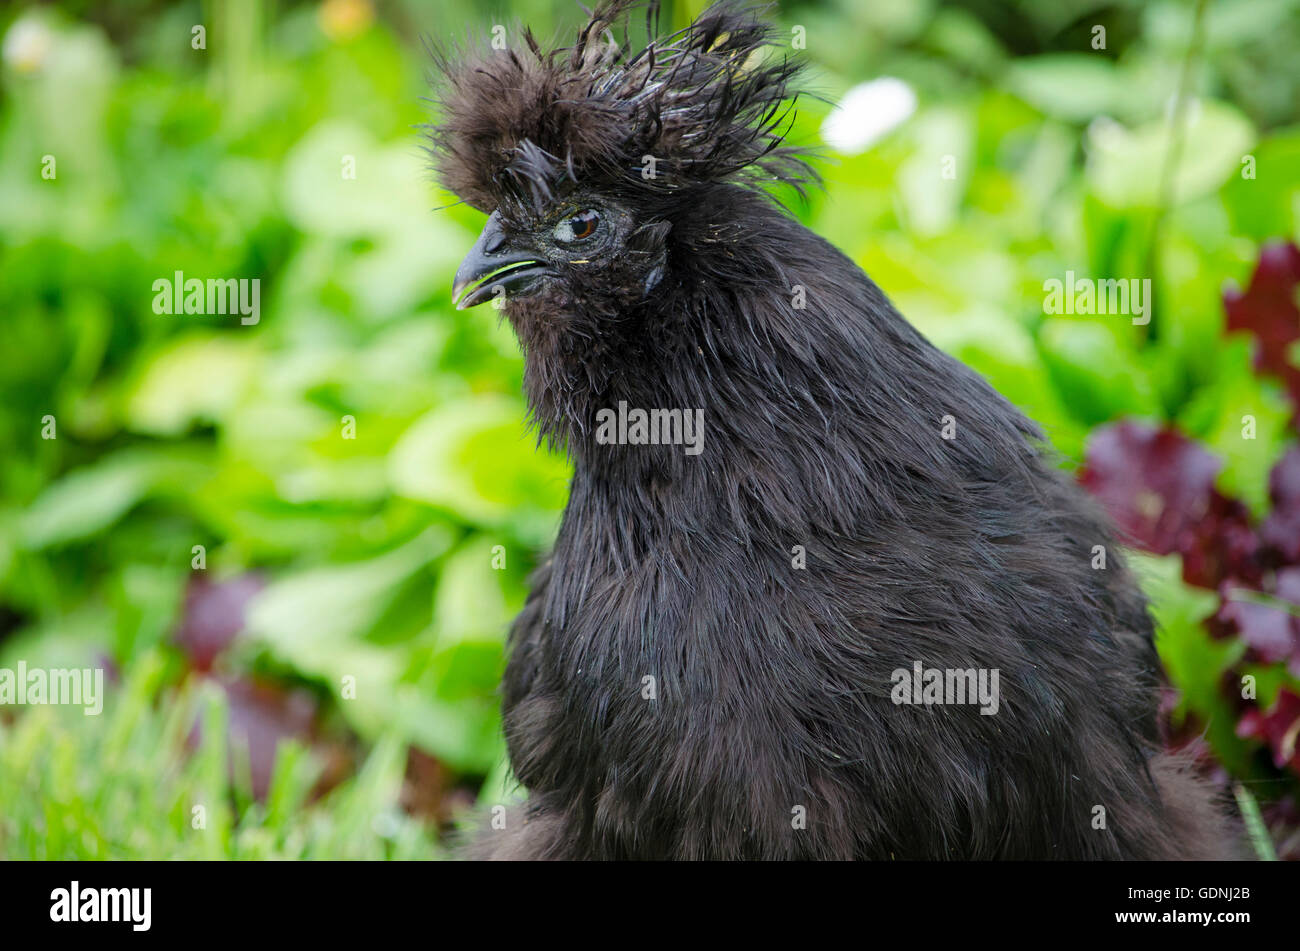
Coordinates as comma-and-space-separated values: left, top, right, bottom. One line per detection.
554, 209, 600, 244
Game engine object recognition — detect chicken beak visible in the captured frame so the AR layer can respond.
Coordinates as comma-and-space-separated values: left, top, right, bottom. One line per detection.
452, 211, 550, 310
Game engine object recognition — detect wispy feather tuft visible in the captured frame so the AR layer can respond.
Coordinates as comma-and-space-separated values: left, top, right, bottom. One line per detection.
426, 1, 816, 212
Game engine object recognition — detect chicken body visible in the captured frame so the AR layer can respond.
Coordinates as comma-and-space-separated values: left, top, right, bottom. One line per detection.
434, 2, 1239, 860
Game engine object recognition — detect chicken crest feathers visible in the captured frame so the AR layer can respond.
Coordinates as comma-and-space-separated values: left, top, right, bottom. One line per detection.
427, 0, 816, 212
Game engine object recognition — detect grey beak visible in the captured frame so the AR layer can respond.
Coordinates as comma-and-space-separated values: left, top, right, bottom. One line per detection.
452, 211, 549, 310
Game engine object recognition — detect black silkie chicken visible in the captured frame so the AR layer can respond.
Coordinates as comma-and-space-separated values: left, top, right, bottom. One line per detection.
430, 1, 1236, 859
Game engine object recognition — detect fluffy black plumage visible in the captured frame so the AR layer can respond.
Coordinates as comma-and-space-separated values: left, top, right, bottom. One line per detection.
430, 0, 1239, 859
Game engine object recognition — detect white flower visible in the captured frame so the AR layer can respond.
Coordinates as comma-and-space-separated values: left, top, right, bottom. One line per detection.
820, 77, 918, 154
3, 16, 54, 75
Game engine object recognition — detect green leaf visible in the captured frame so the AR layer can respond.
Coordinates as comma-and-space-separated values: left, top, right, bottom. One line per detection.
1086, 101, 1256, 208
124, 335, 259, 437
1178, 338, 1293, 516
1132, 552, 1250, 775
245, 528, 449, 648
21, 451, 168, 549
389, 395, 569, 544
1222, 129, 1300, 241
1004, 54, 1125, 122
1233, 782, 1279, 861
897, 108, 972, 236
1037, 318, 1159, 426
432, 537, 515, 652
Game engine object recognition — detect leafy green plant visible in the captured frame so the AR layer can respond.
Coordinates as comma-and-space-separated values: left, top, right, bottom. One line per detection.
0, 654, 439, 859
2, 0, 1298, 858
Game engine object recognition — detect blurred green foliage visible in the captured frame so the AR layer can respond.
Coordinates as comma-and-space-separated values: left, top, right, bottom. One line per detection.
1, 0, 1298, 858
1, 655, 441, 858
